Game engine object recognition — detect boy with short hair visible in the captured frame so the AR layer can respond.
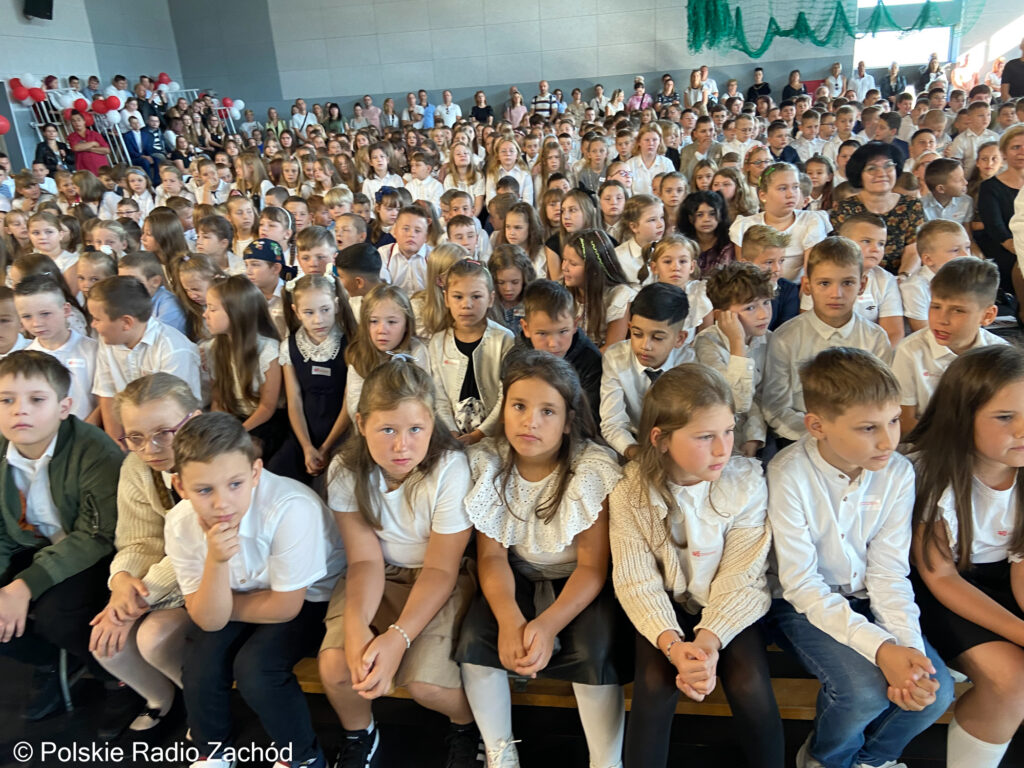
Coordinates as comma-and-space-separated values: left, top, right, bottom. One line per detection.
791, 111, 823, 163
284, 196, 311, 233
15, 275, 98, 422
768, 346, 954, 768
920, 158, 973, 224
766, 121, 800, 164
405, 151, 443, 213
822, 105, 864, 165
265, 187, 290, 209
89, 276, 200, 440
295, 226, 336, 277
378, 206, 431, 295
446, 214, 483, 260
892, 257, 1005, 433
834, 214, 905, 347
116, 197, 141, 223
352, 193, 373, 223
600, 282, 690, 459
195, 214, 237, 274
191, 159, 230, 206
0, 350, 123, 720
335, 242, 383, 320
0, 287, 30, 357
494, 176, 520, 200
334, 212, 367, 252
439, 189, 474, 225
738, 225, 799, 330
119, 251, 189, 335
945, 101, 997, 176
899, 219, 971, 331
324, 185, 354, 223
763, 237, 891, 443
165, 412, 344, 768
242, 238, 289, 338
614, 129, 635, 163
695, 261, 773, 456
485, 193, 517, 248
516, 279, 602, 426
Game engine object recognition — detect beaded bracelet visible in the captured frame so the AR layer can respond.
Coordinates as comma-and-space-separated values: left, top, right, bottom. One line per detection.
388, 623, 411, 650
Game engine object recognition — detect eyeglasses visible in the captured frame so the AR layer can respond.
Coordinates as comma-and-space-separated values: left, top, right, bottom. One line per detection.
612, 169, 632, 177
118, 413, 191, 452
865, 161, 897, 174
749, 159, 771, 167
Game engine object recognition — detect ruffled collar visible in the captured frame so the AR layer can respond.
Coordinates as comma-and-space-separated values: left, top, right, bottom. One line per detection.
295, 325, 341, 363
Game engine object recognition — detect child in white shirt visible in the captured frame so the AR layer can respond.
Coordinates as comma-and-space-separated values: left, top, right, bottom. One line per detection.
900, 219, 972, 332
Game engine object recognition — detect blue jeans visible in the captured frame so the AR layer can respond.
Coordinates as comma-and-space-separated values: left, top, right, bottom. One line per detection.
768, 598, 953, 768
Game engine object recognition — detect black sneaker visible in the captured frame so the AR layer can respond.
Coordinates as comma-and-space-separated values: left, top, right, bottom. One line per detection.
444, 722, 484, 768
96, 682, 144, 739
333, 727, 380, 768
22, 662, 78, 721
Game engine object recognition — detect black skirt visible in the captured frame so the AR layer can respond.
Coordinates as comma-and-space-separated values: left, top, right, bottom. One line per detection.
911, 561, 1024, 662
454, 566, 634, 685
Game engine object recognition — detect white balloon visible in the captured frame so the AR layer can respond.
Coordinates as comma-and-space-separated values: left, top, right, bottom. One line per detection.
233, 99, 245, 111
21, 97, 35, 107
106, 110, 121, 125
168, 81, 180, 91
61, 93, 77, 109
21, 72, 40, 88
230, 108, 241, 120
157, 83, 169, 92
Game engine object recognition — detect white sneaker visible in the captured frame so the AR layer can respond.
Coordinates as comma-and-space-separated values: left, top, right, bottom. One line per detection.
485, 739, 520, 768
796, 733, 825, 768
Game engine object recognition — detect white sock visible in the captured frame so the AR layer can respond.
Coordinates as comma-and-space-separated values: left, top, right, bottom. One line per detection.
461, 663, 513, 751
947, 717, 1009, 768
572, 683, 625, 768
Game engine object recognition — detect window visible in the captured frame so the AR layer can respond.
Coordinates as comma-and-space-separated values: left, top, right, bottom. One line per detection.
853, 26, 953, 70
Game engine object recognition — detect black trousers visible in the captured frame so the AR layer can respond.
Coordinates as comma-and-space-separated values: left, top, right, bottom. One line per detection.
0, 548, 112, 676
182, 599, 327, 762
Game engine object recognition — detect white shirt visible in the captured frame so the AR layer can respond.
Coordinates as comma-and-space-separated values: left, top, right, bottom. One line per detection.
404, 176, 444, 211
821, 133, 865, 166
729, 210, 831, 282
290, 112, 317, 133
402, 105, 424, 129
7, 434, 64, 543
1, 334, 31, 358
625, 153, 675, 197
28, 330, 97, 421
899, 265, 933, 322
791, 136, 825, 164
763, 311, 892, 440
361, 174, 405, 207
590, 95, 610, 113
435, 102, 462, 128
720, 138, 757, 159
614, 238, 648, 290
165, 469, 344, 602
694, 325, 769, 445
378, 242, 430, 296
848, 73, 876, 102
799, 265, 903, 322
935, 478, 1021, 565
920, 193, 974, 225
768, 437, 924, 662
92, 318, 201, 400
1011, 185, 1024, 275
891, 326, 1007, 418
484, 165, 533, 205
328, 450, 472, 569
947, 128, 999, 177
600, 340, 691, 456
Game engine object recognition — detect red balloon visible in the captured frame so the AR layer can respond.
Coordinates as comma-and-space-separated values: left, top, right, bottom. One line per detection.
62, 108, 73, 122
11, 86, 28, 102
105, 95, 120, 110
92, 99, 109, 114
0, 115, 9, 135
74, 98, 88, 112
28, 87, 45, 102
8, 78, 22, 89
158, 72, 171, 85
83, 112, 94, 127
221, 97, 234, 108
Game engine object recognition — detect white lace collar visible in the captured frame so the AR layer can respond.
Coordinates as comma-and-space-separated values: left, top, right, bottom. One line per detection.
295, 325, 342, 363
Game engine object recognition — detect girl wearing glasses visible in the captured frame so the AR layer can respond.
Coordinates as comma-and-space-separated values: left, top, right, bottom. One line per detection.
89, 373, 201, 737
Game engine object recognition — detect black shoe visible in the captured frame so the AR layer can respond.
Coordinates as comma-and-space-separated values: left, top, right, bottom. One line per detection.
445, 723, 484, 768
333, 726, 380, 768
96, 682, 145, 740
22, 662, 78, 721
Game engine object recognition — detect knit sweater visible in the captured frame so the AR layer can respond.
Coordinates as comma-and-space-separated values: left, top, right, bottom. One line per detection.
109, 452, 183, 609
0, 417, 123, 597
609, 458, 771, 649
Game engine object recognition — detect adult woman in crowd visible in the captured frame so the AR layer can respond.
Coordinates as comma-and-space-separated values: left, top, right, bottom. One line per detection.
880, 62, 908, 104
504, 91, 528, 127
830, 141, 925, 275
265, 107, 288, 138
34, 123, 72, 175
321, 103, 345, 135
977, 125, 1024, 295
782, 70, 807, 100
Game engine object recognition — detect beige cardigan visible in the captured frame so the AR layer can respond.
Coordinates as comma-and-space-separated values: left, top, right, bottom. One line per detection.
609, 458, 772, 649
110, 452, 184, 610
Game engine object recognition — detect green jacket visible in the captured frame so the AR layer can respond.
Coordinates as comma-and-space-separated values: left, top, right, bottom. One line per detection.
0, 417, 124, 597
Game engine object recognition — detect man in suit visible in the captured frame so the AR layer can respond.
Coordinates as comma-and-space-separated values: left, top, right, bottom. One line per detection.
122, 116, 154, 181
141, 115, 169, 182
678, 116, 723, 179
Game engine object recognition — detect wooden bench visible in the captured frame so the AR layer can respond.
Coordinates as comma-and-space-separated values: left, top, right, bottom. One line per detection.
293, 658, 968, 724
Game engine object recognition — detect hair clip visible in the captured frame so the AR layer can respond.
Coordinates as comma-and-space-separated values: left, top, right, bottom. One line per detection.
463, 258, 481, 266
375, 186, 397, 203
386, 351, 415, 363
97, 245, 113, 256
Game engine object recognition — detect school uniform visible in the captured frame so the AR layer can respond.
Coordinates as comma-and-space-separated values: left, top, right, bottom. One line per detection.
729, 210, 830, 282
625, 154, 675, 197
610, 458, 781, 768
770, 278, 801, 332
485, 166, 533, 205
53, 249, 79, 276
946, 128, 999, 176
344, 337, 429, 419
266, 279, 287, 339
577, 283, 637, 349
892, 326, 1007, 419
613, 238, 647, 290
798, 265, 903, 324
1, 333, 31, 358
898, 265, 933, 324
766, 437, 954, 768
165, 469, 344, 765
720, 138, 757, 159
762, 311, 891, 441
694, 325, 769, 447
130, 191, 156, 222
821, 134, 865, 166
404, 175, 444, 212
600, 340, 691, 456
442, 173, 486, 201
920, 193, 974, 225
791, 135, 825, 164
429, 319, 514, 436
361, 174, 405, 207
378, 241, 431, 296
189, 179, 231, 206
93, 317, 201, 401
322, 450, 474, 690
28, 330, 97, 421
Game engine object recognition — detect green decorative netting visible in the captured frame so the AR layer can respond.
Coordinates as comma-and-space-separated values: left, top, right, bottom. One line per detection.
688, 0, 987, 57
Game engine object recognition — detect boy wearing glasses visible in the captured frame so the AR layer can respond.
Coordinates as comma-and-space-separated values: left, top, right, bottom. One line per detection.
0, 351, 123, 720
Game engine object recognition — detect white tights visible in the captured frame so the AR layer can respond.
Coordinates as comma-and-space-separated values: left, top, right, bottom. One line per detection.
462, 663, 624, 768
94, 607, 188, 711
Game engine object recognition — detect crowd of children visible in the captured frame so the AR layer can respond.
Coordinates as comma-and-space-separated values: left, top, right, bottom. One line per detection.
1, 59, 1024, 768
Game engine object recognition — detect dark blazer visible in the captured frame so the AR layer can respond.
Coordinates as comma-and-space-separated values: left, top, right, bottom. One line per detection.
33, 140, 71, 174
